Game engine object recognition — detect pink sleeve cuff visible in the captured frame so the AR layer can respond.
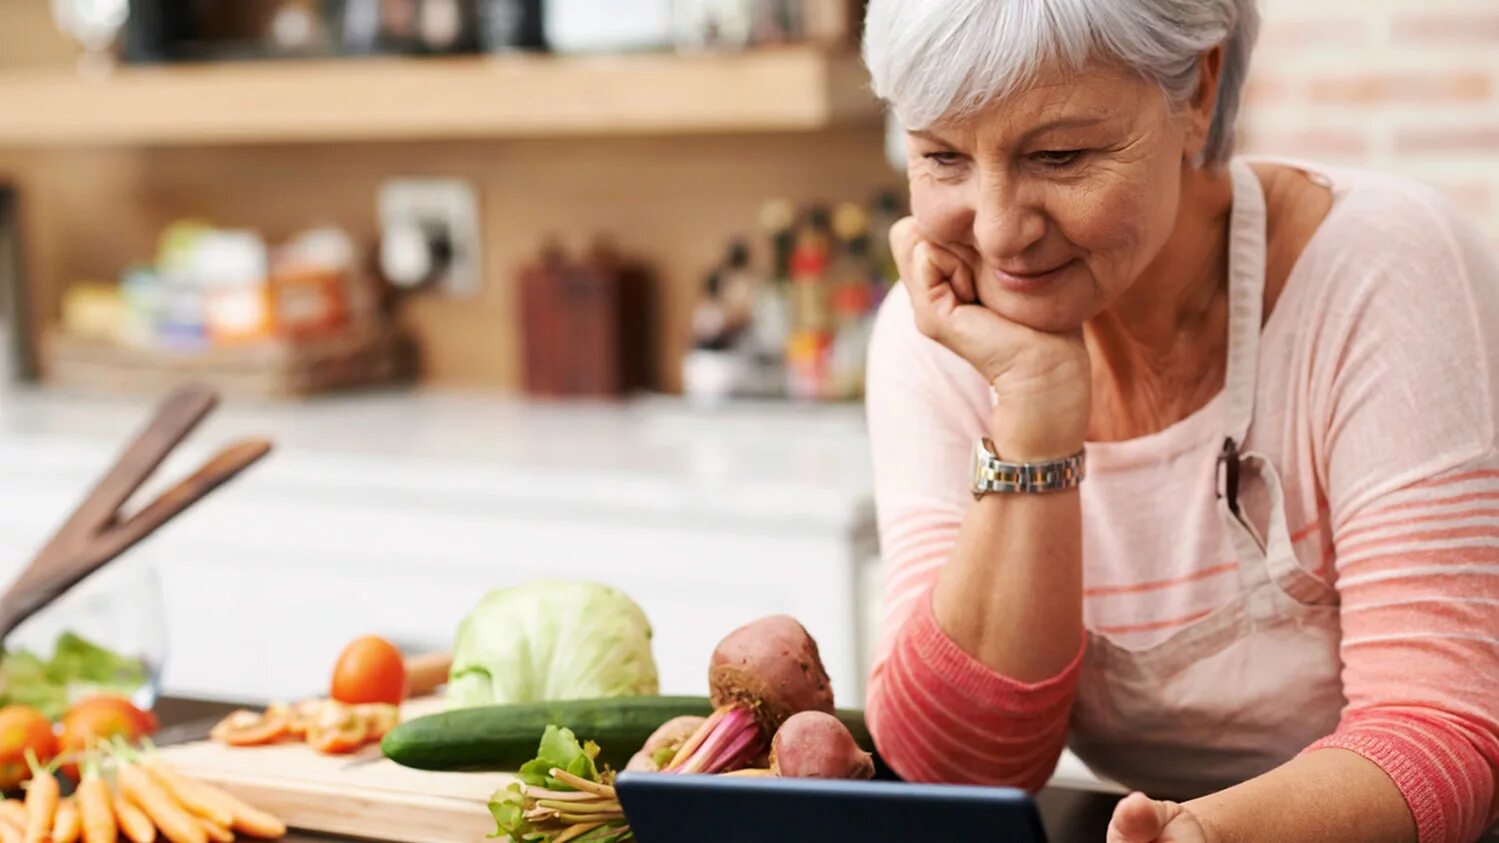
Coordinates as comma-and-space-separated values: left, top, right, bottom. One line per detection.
1307, 731, 1453, 843
904, 594, 1084, 718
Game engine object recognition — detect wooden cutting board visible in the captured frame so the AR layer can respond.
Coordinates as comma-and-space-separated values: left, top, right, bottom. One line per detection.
158, 700, 510, 843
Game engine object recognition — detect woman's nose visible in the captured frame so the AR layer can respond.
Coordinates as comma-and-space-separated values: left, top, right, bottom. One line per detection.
973, 180, 1047, 263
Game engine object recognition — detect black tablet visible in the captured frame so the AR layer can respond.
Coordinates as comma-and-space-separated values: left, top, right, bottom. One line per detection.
615, 772, 1048, 842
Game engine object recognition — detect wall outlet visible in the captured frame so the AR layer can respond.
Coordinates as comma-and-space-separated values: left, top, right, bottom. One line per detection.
377, 178, 482, 297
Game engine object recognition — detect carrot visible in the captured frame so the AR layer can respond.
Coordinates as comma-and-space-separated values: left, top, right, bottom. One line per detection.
0, 803, 30, 834
111, 795, 153, 843
137, 763, 231, 828
116, 766, 204, 843
0, 802, 26, 843
50, 801, 78, 843
74, 777, 115, 843
24, 756, 60, 843
194, 820, 230, 843
173, 784, 281, 841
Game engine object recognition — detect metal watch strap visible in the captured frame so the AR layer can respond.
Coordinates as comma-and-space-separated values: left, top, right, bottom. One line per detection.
971, 438, 1086, 498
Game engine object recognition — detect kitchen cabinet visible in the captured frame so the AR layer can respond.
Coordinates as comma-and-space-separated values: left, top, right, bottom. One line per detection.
0, 388, 879, 705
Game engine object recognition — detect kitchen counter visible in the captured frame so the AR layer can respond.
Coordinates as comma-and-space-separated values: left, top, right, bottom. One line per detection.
0, 387, 875, 531
154, 697, 1120, 843
0, 386, 881, 706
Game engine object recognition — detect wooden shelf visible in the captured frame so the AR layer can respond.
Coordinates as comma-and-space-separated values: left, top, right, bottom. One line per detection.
0, 47, 881, 147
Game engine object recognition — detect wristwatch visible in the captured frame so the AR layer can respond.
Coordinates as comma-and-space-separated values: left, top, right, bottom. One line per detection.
971, 438, 1086, 499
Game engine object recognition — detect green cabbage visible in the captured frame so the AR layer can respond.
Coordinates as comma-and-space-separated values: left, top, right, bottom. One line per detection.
447, 581, 659, 707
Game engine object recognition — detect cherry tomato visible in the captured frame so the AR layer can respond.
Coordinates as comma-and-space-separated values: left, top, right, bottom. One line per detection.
0, 706, 58, 789
210, 709, 289, 747
307, 702, 368, 754
330, 636, 406, 706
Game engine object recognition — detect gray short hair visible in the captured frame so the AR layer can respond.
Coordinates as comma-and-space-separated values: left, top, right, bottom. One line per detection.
863, 0, 1260, 167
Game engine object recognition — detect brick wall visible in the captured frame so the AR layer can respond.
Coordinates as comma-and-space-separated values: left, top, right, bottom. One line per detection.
1240, 0, 1499, 243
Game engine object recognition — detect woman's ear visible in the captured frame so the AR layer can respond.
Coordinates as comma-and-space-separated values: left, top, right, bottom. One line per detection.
1185, 46, 1225, 164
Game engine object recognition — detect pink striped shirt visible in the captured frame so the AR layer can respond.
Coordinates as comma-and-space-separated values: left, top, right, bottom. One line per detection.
865, 163, 1499, 842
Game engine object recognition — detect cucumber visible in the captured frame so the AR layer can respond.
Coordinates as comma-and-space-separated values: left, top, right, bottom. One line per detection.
381, 696, 874, 773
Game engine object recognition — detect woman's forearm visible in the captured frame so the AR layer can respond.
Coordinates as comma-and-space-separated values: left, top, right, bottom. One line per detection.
1188, 749, 1416, 843
930, 483, 1084, 683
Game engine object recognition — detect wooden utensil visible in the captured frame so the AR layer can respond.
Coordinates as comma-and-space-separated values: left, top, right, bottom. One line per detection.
0, 382, 272, 644
404, 651, 453, 699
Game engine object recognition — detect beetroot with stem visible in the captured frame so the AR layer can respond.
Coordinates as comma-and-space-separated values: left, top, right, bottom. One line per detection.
663, 615, 835, 775
709, 614, 834, 729
626, 715, 706, 772
769, 711, 874, 780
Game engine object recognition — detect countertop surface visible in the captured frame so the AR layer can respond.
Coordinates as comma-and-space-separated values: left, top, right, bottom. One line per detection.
155, 698, 1120, 843
0, 386, 876, 531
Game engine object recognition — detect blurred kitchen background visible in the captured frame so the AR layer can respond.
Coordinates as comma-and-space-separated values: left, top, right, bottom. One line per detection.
0, 0, 1495, 709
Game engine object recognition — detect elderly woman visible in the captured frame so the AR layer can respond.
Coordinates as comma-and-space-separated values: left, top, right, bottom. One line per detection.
860, 1, 1499, 842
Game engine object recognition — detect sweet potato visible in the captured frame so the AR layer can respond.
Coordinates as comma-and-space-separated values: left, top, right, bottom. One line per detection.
769, 711, 873, 780
708, 615, 834, 732
626, 716, 707, 772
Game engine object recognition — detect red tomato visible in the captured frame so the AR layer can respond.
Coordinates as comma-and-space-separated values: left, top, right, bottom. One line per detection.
0, 706, 58, 789
60, 696, 156, 749
330, 636, 406, 706
59, 696, 157, 778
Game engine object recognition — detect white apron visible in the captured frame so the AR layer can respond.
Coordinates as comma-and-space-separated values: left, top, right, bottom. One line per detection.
1069, 160, 1347, 799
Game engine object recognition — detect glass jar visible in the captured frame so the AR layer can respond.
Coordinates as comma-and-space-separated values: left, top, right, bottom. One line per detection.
3, 560, 166, 718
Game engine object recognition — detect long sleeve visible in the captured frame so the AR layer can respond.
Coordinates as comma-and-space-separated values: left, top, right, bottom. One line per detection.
863, 287, 1081, 790
1300, 183, 1499, 843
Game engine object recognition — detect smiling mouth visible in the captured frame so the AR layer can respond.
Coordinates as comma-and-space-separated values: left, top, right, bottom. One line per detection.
993, 260, 1075, 289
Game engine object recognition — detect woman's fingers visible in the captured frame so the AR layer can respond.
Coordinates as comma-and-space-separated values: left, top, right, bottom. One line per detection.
1106, 793, 1205, 843
891, 215, 977, 306
1107, 792, 1170, 843
889, 216, 921, 288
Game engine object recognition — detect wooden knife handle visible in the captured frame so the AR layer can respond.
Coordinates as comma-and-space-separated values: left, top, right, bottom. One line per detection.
405, 651, 453, 699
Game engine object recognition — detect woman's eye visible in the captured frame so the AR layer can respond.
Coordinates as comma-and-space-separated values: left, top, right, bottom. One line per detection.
1031, 149, 1085, 168
923, 151, 966, 168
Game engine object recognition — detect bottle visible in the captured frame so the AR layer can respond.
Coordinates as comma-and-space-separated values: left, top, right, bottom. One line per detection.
675, 0, 753, 51
786, 205, 833, 401
544, 0, 676, 53
271, 227, 354, 343
198, 230, 275, 347
789, 204, 832, 332
417, 0, 479, 54
718, 240, 757, 339
197, 228, 274, 346
154, 220, 214, 352
827, 202, 874, 400
519, 240, 569, 396
477, 0, 545, 51
744, 201, 796, 398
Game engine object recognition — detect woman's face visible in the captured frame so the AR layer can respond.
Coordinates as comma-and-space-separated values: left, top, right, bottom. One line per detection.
905, 62, 1200, 332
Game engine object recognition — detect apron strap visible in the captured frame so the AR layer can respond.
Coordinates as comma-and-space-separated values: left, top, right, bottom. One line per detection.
1217, 161, 1277, 598
1217, 161, 1338, 610
1221, 160, 1268, 451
